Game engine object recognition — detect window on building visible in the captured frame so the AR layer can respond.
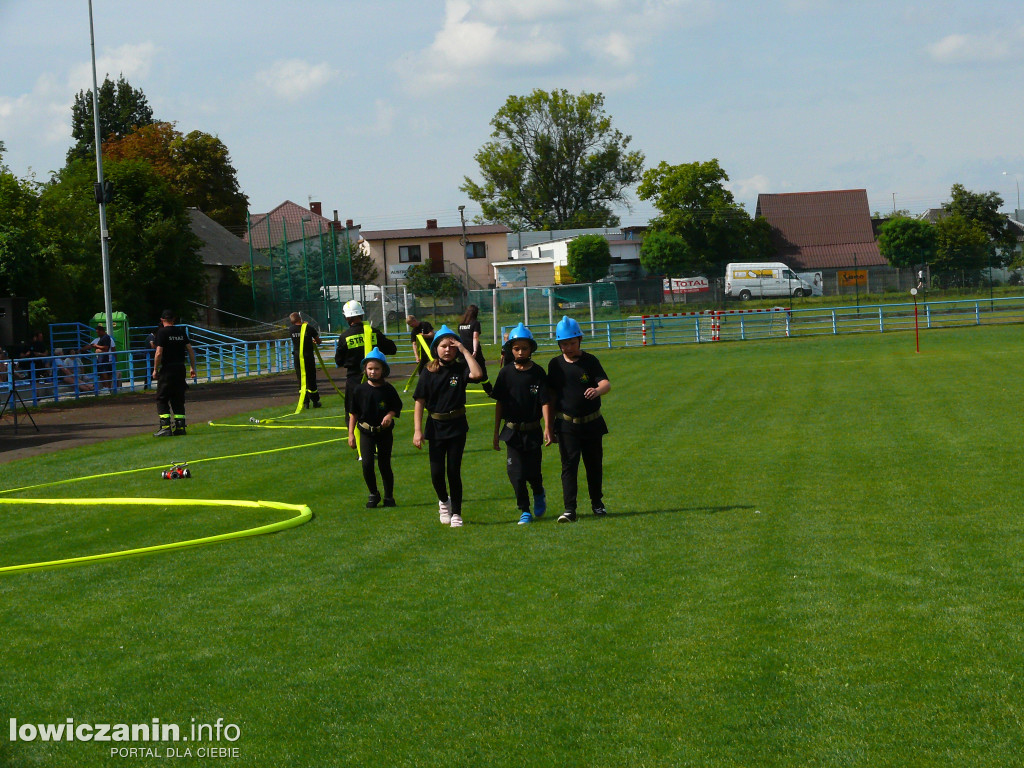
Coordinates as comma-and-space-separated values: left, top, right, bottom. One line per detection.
399, 245, 421, 263
465, 241, 486, 259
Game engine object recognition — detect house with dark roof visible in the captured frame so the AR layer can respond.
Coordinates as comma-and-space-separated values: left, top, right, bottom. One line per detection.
755, 189, 887, 271
360, 219, 511, 290
188, 208, 268, 325
244, 200, 357, 252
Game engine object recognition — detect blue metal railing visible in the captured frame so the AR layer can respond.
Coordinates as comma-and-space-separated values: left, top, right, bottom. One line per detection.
502, 296, 1024, 351
7, 324, 428, 408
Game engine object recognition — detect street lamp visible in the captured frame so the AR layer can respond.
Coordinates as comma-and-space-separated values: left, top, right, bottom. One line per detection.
458, 205, 469, 297
1003, 171, 1021, 219
88, 0, 113, 335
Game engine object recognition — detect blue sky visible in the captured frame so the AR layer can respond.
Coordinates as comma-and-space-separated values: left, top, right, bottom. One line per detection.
2, 0, 1022, 230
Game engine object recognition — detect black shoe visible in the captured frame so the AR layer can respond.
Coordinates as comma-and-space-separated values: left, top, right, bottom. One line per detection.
172, 427, 187, 436
312, 400, 322, 408
366, 493, 381, 508
382, 497, 396, 507
592, 506, 607, 517
557, 510, 577, 523
153, 426, 173, 437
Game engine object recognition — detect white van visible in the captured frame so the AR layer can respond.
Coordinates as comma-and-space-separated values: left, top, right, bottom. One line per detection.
724, 262, 814, 300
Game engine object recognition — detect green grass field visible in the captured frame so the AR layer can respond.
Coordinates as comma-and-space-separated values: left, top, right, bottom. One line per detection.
3, 325, 1024, 767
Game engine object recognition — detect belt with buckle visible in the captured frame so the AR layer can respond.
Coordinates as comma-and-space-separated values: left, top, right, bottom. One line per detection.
429, 407, 466, 422
558, 409, 602, 425
505, 419, 541, 432
358, 421, 394, 433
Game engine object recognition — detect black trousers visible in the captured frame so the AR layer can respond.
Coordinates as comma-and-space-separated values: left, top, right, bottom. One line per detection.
428, 433, 467, 513
294, 355, 319, 403
358, 427, 394, 498
557, 430, 603, 512
156, 366, 187, 420
506, 440, 544, 512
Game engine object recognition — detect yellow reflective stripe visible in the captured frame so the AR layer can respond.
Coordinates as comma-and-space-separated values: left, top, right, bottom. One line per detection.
416, 332, 434, 361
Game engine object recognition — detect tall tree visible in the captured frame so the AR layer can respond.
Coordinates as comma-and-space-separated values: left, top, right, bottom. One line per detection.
877, 216, 937, 268
461, 89, 644, 230
37, 158, 204, 323
0, 163, 49, 300
638, 159, 767, 276
68, 75, 154, 162
566, 234, 612, 283
104, 123, 249, 229
933, 215, 989, 277
943, 184, 1015, 264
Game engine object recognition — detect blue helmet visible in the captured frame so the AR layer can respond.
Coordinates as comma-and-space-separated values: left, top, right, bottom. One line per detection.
504, 322, 537, 353
555, 315, 583, 341
361, 347, 390, 377
430, 324, 459, 354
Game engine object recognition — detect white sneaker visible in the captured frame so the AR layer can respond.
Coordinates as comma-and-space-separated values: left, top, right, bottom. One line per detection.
439, 499, 452, 525
450, 513, 463, 528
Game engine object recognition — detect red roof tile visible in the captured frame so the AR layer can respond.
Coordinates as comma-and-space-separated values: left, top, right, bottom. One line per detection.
756, 189, 887, 269
244, 200, 341, 249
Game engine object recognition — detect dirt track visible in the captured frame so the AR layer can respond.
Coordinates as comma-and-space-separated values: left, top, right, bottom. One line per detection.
0, 369, 359, 464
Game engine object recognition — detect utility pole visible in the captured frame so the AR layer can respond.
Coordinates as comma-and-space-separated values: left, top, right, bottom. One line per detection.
88, 0, 113, 335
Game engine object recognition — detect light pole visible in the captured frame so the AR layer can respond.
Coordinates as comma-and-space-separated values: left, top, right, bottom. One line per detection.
1003, 171, 1021, 219
458, 205, 469, 299
88, 0, 113, 335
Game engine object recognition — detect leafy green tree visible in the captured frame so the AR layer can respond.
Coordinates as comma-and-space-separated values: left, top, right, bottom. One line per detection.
349, 242, 379, 284
933, 214, 989, 277
0, 163, 48, 299
943, 184, 1016, 265
877, 216, 937, 268
68, 75, 154, 162
638, 159, 764, 276
37, 158, 204, 322
404, 263, 462, 298
639, 230, 695, 277
104, 122, 249, 229
461, 89, 644, 230
566, 234, 611, 283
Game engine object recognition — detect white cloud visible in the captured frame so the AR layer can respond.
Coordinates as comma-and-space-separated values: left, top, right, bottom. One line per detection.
398, 0, 714, 93
397, 0, 565, 91
927, 26, 1024, 63
67, 42, 158, 91
255, 59, 339, 101
729, 174, 773, 199
592, 32, 634, 67
351, 99, 397, 137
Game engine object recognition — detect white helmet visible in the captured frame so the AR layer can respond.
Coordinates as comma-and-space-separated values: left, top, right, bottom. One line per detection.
343, 300, 364, 318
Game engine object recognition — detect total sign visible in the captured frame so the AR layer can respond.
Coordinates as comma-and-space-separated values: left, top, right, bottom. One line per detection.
663, 277, 710, 294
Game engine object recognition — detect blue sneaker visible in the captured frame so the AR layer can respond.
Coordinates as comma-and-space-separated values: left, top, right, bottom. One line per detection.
518, 510, 533, 525
533, 493, 546, 519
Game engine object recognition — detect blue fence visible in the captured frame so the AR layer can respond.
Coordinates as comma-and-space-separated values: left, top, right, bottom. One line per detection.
3, 325, 426, 408
10, 298, 1016, 409
502, 296, 1024, 352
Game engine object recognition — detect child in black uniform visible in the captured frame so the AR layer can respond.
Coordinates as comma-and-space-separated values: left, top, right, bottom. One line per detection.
547, 316, 612, 523
491, 323, 553, 525
347, 348, 403, 508
412, 324, 484, 528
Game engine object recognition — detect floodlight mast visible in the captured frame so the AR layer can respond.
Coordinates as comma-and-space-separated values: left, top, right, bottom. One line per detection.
89, 0, 114, 335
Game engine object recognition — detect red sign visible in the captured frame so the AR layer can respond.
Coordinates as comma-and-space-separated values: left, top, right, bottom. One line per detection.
663, 277, 710, 295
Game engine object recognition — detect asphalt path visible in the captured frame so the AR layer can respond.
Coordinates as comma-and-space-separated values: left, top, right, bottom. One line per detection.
0, 368, 368, 465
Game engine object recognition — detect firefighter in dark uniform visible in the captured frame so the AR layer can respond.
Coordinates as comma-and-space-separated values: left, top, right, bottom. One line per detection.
153, 309, 197, 437
334, 300, 397, 414
289, 311, 321, 408
547, 316, 611, 522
